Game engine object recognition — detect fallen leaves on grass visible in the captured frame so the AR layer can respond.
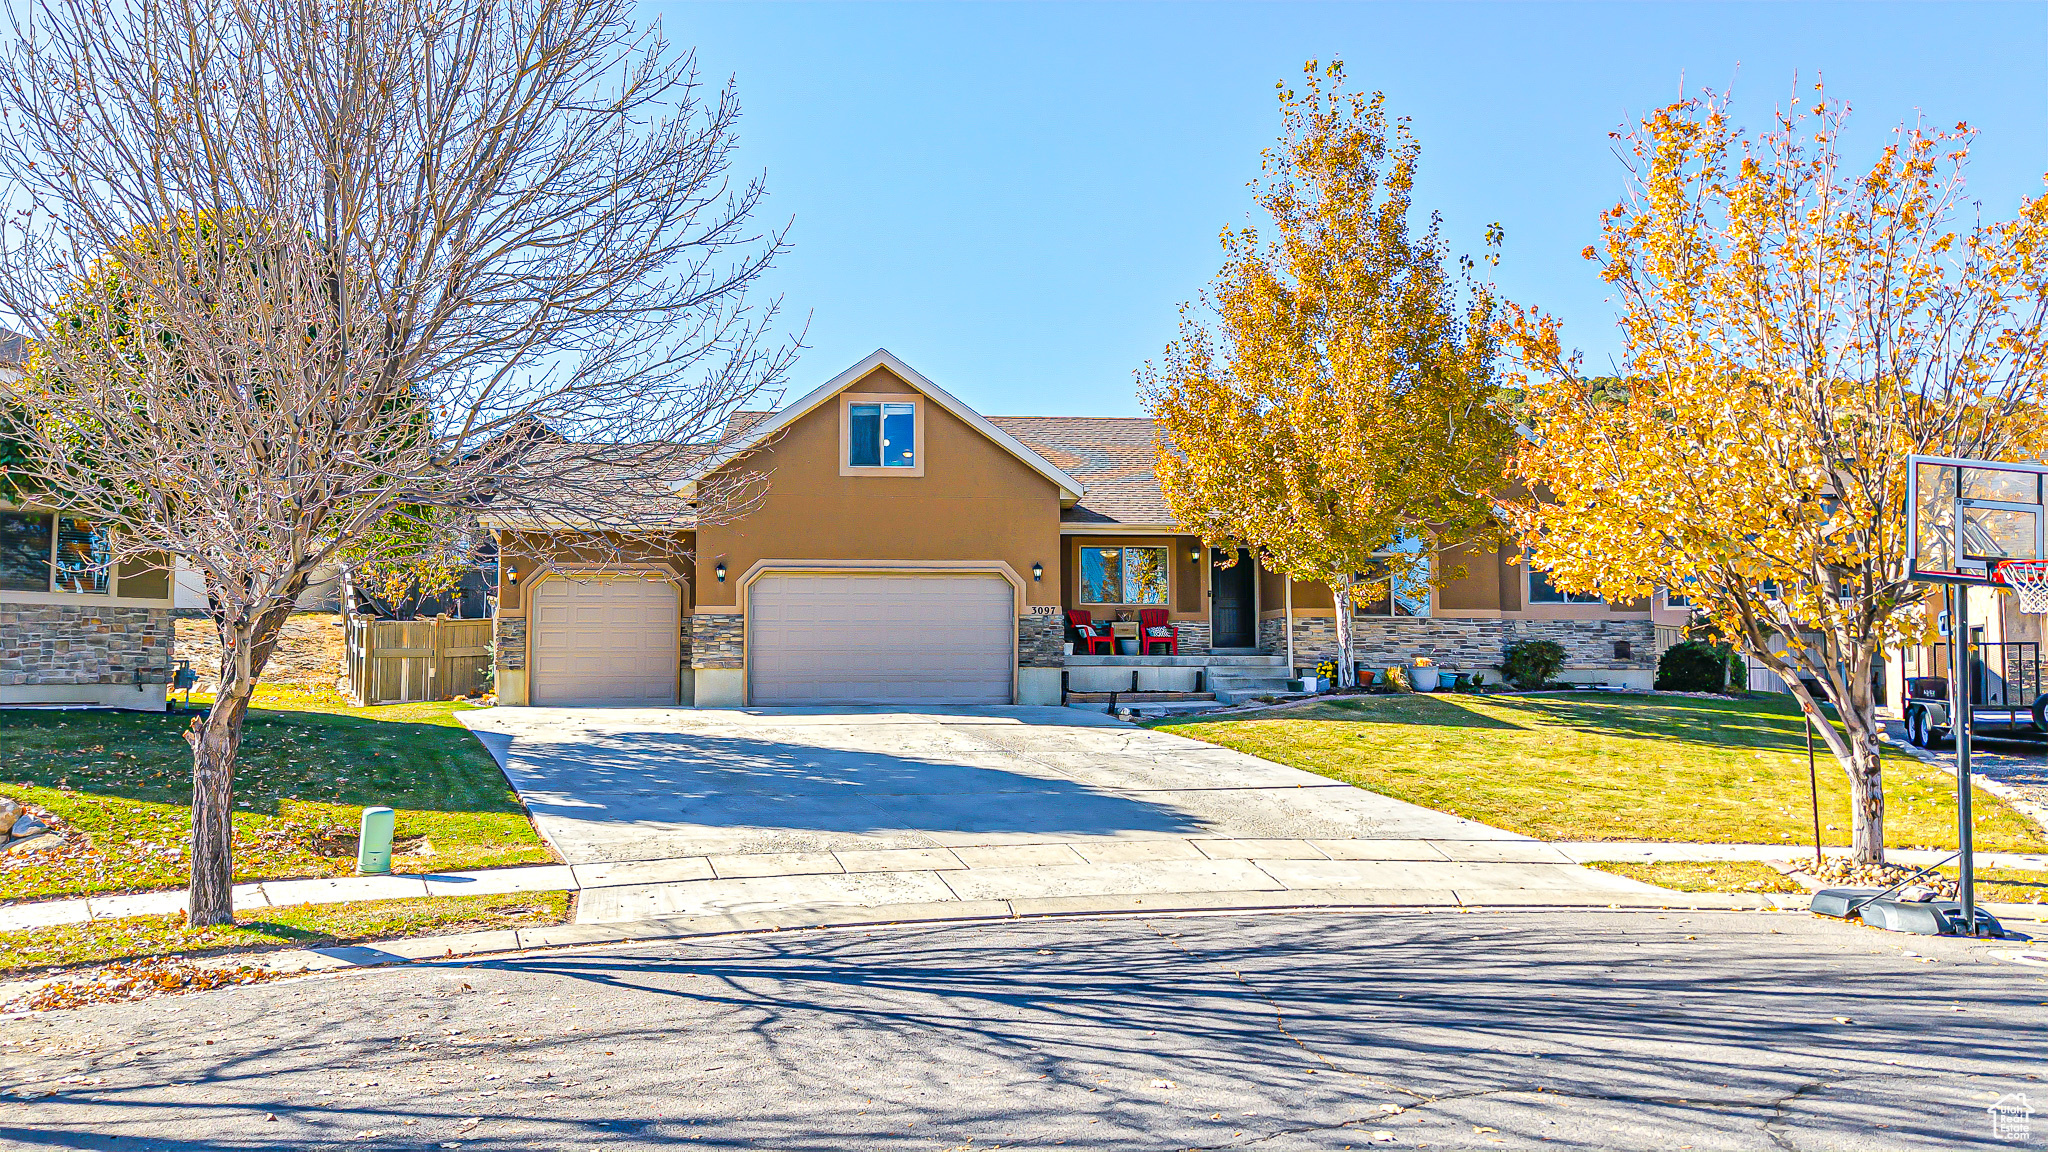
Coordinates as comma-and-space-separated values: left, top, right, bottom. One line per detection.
0, 891, 572, 977
5, 957, 283, 1012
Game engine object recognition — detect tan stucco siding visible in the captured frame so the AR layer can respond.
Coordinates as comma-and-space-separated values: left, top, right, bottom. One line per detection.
1260, 567, 1335, 611
1435, 542, 1502, 612
695, 367, 1063, 608
496, 531, 696, 614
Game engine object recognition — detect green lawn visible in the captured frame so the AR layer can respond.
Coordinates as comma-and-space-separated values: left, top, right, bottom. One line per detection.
0, 685, 549, 903
1153, 692, 2048, 853
0, 891, 572, 977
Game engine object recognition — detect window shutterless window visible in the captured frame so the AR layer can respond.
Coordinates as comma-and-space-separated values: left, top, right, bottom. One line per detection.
0, 511, 51, 592
1356, 532, 1430, 617
1528, 566, 1601, 604
0, 511, 112, 595
53, 516, 112, 594
848, 402, 916, 468
1079, 545, 1168, 605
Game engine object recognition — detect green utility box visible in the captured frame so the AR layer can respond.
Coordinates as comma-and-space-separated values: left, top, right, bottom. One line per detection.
357, 806, 395, 875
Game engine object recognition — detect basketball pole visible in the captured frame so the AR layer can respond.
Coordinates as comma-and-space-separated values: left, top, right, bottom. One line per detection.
1953, 581, 1977, 937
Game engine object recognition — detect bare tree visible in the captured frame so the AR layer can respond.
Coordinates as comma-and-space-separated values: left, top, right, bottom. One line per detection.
0, 0, 795, 923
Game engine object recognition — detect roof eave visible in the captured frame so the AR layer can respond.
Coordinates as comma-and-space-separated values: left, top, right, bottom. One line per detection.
679, 349, 1087, 503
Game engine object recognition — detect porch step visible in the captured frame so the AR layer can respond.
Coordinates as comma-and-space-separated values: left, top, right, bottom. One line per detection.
1207, 674, 1294, 689
1066, 691, 1216, 703
1067, 699, 1226, 717
1209, 675, 1303, 705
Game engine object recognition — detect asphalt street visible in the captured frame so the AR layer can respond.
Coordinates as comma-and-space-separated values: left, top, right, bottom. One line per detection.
2, 909, 2044, 1151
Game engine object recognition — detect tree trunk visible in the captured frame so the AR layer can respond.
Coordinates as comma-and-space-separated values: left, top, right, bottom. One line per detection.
1776, 648, 1887, 865
187, 683, 251, 926
186, 597, 300, 926
1843, 722, 1886, 863
1332, 578, 1358, 688
1831, 653, 1887, 865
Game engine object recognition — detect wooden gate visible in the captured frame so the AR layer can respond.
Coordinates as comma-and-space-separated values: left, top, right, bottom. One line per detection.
344, 615, 494, 705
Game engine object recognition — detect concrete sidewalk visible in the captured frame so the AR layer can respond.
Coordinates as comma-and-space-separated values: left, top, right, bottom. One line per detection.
6, 839, 2038, 935
0, 865, 578, 931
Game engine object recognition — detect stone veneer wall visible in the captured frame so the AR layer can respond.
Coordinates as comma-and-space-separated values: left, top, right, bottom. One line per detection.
1018, 614, 1064, 668
495, 616, 527, 671
691, 613, 744, 669
0, 604, 171, 686
1502, 618, 1657, 673
1260, 614, 1657, 676
1170, 619, 1213, 655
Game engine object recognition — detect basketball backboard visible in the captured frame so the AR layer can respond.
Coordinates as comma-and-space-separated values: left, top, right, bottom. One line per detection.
1908, 454, 2048, 584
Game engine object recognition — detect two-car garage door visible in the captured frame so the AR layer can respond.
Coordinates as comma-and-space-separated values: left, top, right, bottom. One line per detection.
748, 573, 1014, 706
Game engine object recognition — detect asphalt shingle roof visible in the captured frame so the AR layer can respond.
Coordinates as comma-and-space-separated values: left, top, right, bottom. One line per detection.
722, 409, 1174, 528
987, 416, 1172, 526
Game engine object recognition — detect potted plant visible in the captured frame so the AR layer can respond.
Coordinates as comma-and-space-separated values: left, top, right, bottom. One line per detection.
1409, 656, 1440, 692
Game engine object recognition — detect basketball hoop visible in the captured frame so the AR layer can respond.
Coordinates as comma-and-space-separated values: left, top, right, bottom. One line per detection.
1994, 559, 2048, 613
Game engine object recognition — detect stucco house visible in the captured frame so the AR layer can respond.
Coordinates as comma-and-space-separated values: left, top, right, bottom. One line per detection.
487, 349, 1659, 708
0, 326, 176, 711
0, 505, 175, 709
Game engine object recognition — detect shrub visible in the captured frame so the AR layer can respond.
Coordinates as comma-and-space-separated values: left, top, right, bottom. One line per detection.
1656, 640, 1733, 693
1500, 640, 1566, 689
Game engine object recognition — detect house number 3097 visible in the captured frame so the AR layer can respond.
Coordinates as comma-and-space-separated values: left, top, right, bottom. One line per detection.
1027, 605, 1061, 616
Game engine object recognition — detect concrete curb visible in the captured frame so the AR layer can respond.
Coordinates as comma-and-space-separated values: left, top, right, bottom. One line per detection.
9, 888, 2040, 1012
212, 888, 1787, 977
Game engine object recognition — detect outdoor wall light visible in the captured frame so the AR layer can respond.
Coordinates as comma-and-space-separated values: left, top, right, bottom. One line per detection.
1032, 562, 1043, 582
715, 561, 727, 583
504, 566, 520, 584
1188, 548, 1200, 563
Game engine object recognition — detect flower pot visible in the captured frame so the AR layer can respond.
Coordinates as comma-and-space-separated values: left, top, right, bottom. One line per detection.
1116, 639, 1139, 655
1410, 666, 1441, 692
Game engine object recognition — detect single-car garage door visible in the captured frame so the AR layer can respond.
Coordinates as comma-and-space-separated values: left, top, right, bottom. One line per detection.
748, 573, 1014, 706
529, 576, 680, 706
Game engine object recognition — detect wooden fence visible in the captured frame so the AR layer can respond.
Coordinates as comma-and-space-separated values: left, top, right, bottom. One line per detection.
343, 614, 493, 705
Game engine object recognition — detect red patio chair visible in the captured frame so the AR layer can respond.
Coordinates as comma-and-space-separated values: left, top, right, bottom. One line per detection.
1138, 608, 1178, 656
1067, 609, 1116, 655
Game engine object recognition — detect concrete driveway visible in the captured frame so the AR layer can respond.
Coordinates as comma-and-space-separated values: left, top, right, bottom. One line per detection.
461, 706, 1705, 925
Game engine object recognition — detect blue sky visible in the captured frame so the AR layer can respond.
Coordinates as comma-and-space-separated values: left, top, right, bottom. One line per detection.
661, 2, 2048, 417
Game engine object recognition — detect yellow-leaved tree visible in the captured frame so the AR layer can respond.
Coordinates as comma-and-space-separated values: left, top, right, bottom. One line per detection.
1506, 87, 2048, 862
1142, 60, 1515, 684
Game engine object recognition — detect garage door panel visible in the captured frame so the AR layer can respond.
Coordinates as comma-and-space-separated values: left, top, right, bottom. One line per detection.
749, 573, 1013, 706
531, 577, 679, 706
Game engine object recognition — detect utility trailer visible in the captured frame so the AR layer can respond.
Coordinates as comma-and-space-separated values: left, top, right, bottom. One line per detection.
1901, 640, 2048, 747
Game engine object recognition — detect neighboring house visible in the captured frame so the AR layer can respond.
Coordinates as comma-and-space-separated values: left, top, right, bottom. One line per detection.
487, 349, 1658, 708
0, 329, 175, 711
0, 504, 175, 709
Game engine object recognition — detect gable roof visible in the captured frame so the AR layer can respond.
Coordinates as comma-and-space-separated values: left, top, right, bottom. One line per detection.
988, 416, 1174, 527
688, 349, 1086, 503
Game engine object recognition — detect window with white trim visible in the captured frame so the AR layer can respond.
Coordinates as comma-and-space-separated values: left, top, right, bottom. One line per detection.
848, 402, 916, 468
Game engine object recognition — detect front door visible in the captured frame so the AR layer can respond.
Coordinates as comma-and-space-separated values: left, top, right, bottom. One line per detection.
1210, 548, 1256, 649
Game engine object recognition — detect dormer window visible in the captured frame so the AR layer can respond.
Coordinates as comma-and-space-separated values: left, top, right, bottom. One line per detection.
849, 402, 915, 467
840, 394, 925, 477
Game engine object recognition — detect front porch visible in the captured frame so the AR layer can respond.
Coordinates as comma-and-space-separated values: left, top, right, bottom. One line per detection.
1065, 652, 1293, 706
